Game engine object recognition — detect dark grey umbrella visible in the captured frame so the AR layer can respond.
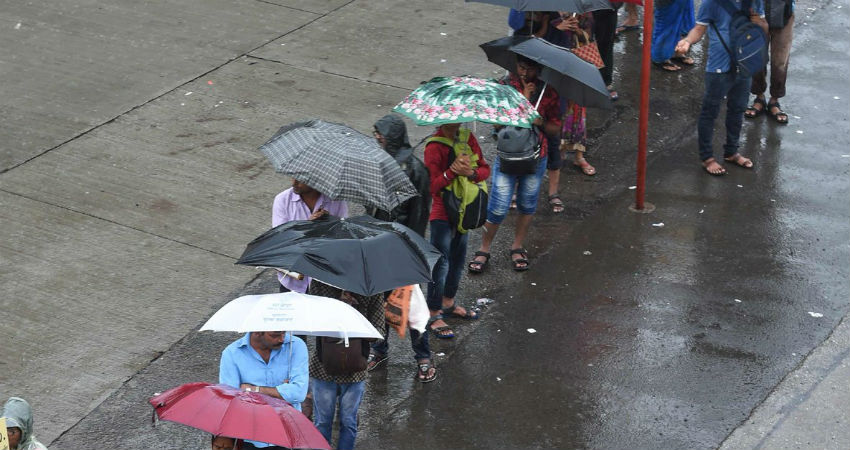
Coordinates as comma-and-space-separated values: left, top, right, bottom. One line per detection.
480, 35, 612, 109
236, 215, 443, 296
466, 0, 612, 13
259, 119, 418, 212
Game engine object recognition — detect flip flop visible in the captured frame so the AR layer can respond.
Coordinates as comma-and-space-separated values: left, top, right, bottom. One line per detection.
702, 157, 726, 176
441, 302, 479, 320
426, 314, 454, 339
616, 24, 641, 34
724, 153, 754, 169
653, 60, 682, 72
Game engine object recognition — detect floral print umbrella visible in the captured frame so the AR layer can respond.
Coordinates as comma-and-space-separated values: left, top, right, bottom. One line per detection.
393, 76, 541, 128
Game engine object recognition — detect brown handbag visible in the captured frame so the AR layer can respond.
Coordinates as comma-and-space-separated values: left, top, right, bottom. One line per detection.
570, 30, 605, 69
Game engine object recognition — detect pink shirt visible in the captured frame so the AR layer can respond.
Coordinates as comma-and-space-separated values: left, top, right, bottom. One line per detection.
272, 188, 348, 292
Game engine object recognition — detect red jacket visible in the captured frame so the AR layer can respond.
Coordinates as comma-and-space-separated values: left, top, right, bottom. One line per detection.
424, 129, 490, 222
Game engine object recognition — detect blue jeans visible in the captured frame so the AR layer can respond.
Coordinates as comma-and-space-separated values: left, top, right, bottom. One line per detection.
371, 323, 430, 360
426, 220, 468, 311
311, 378, 365, 450
487, 156, 547, 224
698, 71, 752, 161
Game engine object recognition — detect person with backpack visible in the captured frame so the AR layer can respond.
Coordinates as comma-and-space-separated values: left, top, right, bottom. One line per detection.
306, 281, 385, 450
744, 0, 795, 124
468, 126, 547, 273
676, 0, 767, 176
366, 114, 436, 383
423, 122, 489, 339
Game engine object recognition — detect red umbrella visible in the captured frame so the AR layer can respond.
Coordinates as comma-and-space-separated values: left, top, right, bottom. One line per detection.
150, 382, 330, 450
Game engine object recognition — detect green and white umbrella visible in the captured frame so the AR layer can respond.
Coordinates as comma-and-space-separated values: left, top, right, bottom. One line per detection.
393, 76, 541, 128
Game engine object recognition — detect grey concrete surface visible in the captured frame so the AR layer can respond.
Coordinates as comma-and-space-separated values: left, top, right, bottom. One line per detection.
0, 0, 320, 172
2, 0, 848, 449
719, 317, 850, 450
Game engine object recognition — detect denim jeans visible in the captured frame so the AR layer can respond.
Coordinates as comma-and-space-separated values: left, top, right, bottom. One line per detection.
698, 71, 752, 161
487, 156, 547, 224
371, 323, 431, 360
311, 378, 365, 450
426, 220, 468, 311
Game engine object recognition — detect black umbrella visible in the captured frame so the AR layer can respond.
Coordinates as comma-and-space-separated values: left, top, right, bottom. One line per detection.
466, 0, 612, 14
236, 215, 443, 296
480, 35, 612, 110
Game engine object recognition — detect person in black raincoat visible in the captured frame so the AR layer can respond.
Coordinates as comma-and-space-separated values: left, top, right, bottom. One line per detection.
366, 114, 436, 383
369, 114, 431, 237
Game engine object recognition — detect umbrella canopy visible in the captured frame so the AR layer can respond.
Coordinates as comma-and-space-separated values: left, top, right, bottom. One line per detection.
392, 76, 541, 128
200, 292, 383, 339
259, 119, 417, 212
236, 215, 443, 296
150, 382, 329, 450
465, 0, 613, 13
480, 35, 612, 110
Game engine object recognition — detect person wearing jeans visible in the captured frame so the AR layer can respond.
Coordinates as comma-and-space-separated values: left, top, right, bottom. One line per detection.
677, 0, 766, 175
469, 127, 547, 273
307, 281, 385, 450
311, 379, 365, 450
423, 123, 489, 339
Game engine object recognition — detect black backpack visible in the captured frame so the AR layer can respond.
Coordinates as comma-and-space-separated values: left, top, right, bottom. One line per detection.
496, 126, 542, 175
764, 0, 793, 29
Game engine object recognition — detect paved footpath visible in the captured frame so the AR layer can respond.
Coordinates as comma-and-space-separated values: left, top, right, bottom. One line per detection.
2, 1, 848, 449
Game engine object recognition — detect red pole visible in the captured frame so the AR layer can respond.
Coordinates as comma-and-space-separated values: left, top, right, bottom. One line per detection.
635, 0, 654, 210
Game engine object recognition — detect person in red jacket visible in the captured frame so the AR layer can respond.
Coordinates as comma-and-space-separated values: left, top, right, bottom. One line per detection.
423, 122, 490, 339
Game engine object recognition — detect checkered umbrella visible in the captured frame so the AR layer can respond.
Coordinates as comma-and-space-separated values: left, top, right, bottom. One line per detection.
259, 120, 418, 212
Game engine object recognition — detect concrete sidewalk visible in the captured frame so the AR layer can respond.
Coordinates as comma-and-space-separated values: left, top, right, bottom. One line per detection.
2, 0, 848, 448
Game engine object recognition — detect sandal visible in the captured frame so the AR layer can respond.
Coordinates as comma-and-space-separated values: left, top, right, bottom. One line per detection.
745, 97, 766, 119
467, 251, 490, 274
616, 23, 640, 34
416, 361, 437, 383
509, 248, 530, 272
766, 101, 789, 124
548, 194, 564, 214
574, 157, 596, 176
509, 194, 517, 210
652, 59, 681, 72
441, 302, 479, 320
608, 86, 619, 101
366, 352, 388, 371
702, 157, 726, 176
426, 314, 454, 339
724, 153, 754, 169
671, 55, 695, 65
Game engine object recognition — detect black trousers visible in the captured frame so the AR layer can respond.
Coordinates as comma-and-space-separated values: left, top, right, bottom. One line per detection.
593, 8, 617, 87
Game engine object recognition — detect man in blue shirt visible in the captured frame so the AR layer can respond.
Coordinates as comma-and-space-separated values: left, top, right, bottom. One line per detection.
219, 331, 309, 449
676, 0, 767, 175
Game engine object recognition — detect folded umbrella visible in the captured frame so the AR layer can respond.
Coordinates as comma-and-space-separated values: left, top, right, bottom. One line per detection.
200, 292, 383, 339
480, 35, 612, 109
259, 119, 417, 212
150, 382, 329, 450
236, 215, 443, 296
393, 75, 540, 128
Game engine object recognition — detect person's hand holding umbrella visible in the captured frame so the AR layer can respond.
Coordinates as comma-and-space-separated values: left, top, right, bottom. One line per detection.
450, 154, 475, 178
554, 12, 580, 32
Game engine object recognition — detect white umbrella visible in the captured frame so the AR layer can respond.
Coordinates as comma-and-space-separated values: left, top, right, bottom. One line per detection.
200, 292, 383, 341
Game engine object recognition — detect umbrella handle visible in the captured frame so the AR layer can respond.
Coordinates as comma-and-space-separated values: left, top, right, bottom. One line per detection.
534, 82, 547, 110
275, 268, 304, 280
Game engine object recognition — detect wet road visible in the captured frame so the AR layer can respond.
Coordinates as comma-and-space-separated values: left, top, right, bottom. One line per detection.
6, 0, 847, 449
